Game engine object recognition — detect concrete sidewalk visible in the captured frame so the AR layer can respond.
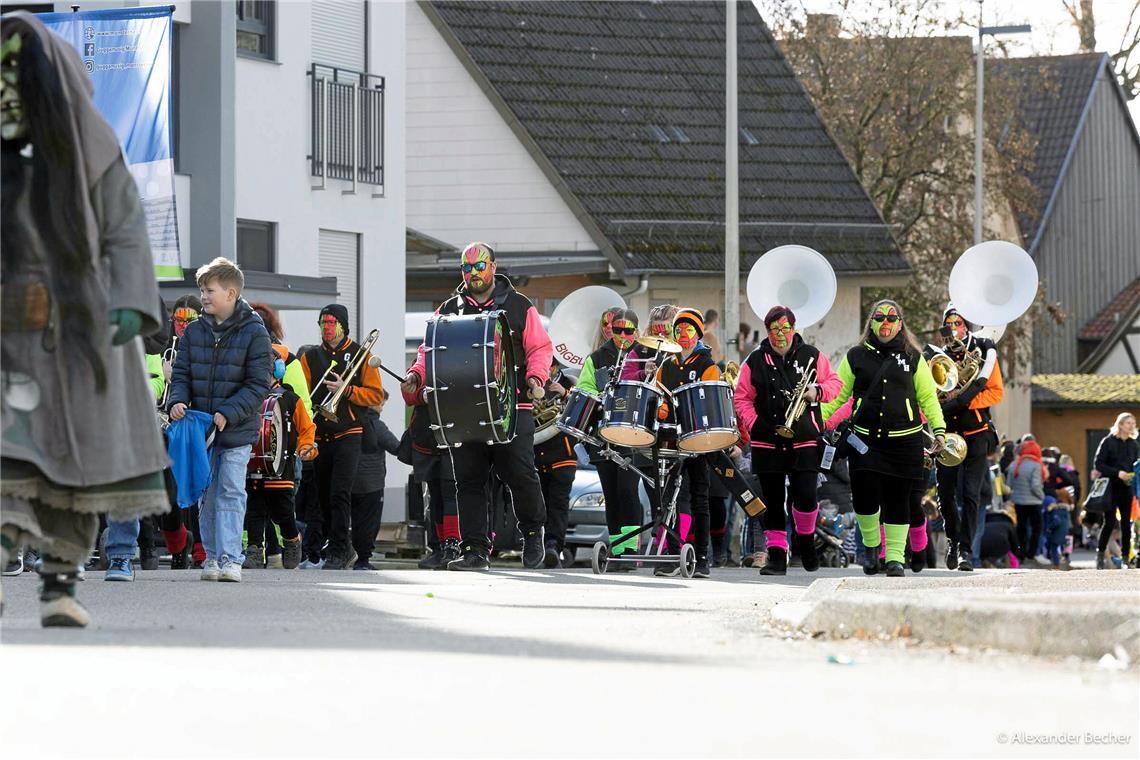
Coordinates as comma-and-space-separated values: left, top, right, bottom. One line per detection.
771, 570, 1140, 661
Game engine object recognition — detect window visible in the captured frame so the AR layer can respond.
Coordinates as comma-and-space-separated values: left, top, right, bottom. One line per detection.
236, 0, 275, 60
236, 219, 275, 272
318, 229, 361, 336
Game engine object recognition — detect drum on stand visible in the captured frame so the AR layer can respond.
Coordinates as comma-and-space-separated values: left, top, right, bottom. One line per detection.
674, 380, 739, 453
424, 311, 518, 448
249, 394, 287, 479
599, 380, 660, 448
556, 388, 602, 445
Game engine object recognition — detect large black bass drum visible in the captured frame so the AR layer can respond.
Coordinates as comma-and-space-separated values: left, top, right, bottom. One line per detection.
424, 311, 518, 448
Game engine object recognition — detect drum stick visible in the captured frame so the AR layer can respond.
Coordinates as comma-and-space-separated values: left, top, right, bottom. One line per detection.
367, 355, 410, 384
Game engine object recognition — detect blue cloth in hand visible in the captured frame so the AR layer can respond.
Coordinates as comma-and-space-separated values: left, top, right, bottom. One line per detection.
167, 410, 215, 508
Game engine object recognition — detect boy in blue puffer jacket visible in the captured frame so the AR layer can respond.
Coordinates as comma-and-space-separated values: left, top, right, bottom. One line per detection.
168, 258, 272, 583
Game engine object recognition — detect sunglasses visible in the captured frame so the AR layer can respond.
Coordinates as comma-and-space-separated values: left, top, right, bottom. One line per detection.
872, 314, 901, 324
767, 323, 794, 333
462, 261, 489, 273
613, 327, 636, 336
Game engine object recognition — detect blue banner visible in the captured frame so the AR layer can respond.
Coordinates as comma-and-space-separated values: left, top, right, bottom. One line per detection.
40, 6, 181, 280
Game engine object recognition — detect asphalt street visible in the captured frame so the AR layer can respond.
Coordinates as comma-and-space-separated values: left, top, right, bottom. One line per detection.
1, 562, 1137, 759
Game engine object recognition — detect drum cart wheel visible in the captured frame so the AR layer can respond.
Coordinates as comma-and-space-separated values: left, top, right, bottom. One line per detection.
678, 543, 697, 578
591, 542, 610, 574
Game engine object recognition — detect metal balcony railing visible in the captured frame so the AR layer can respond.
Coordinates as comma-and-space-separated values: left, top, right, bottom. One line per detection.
308, 63, 385, 193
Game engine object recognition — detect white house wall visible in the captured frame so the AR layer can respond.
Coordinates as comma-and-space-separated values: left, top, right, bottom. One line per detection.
235, 0, 408, 512
1096, 316, 1140, 374
406, 3, 597, 253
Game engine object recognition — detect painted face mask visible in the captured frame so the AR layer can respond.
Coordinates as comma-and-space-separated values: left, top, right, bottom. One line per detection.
674, 322, 699, 350
767, 317, 794, 350
172, 307, 197, 338
611, 319, 637, 350
461, 244, 493, 294
320, 315, 343, 345
872, 303, 902, 342
0, 34, 27, 141
600, 310, 617, 342
944, 313, 968, 341
648, 322, 671, 338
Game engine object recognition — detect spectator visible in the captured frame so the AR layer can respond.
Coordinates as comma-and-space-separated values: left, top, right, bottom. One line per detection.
1042, 494, 1071, 569
1006, 439, 1045, 564
1092, 412, 1138, 569
737, 322, 759, 359
703, 308, 724, 363
980, 504, 1020, 568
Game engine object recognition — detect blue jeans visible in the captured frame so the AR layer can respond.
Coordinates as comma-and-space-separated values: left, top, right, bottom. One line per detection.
199, 444, 252, 564
1044, 509, 1069, 564
971, 500, 986, 562
105, 518, 139, 561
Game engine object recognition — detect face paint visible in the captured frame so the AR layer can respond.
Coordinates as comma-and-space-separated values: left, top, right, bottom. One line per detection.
600, 310, 616, 342
674, 322, 699, 350
320, 315, 343, 345
944, 314, 968, 341
767, 317, 794, 351
872, 303, 902, 342
0, 34, 27, 141
461, 244, 494, 294
172, 307, 198, 338
649, 322, 671, 338
611, 319, 637, 350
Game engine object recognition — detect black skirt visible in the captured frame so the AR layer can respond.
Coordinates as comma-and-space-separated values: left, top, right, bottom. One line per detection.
849, 432, 926, 481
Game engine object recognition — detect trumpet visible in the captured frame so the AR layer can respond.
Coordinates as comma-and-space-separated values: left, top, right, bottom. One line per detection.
776, 356, 816, 439
315, 329, 380, 423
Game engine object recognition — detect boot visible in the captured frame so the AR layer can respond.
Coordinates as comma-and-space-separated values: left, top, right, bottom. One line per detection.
448, 546, 490, 571
694, 555, 710, 578
1097, 551, 1106, 570
170, 531, 194, 570
944, 540, 957, 570
440, 538, 461, 569
417, 545, 446, 570
711, 534, 726, 568
795, 533, 819, 572
759, 547, 787, 576
39, 567, 90, 628
522, 528, 545, 569
243, 545, 264, 570
910, 547, 926, 573
140, 547, 160, 571
543, 540, 561, 569
862, 545, 880, 575
885, 561, 905, 577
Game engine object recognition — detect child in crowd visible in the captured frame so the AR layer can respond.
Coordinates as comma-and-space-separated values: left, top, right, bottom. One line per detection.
1042, 494, 1071, 569
348, 392, 401, 570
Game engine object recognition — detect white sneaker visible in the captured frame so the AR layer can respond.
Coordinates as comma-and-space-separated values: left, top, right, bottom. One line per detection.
218, 558, 242, 583
265, 553, 284, 569
297, 558, 324, 569
200, 559, 220, 581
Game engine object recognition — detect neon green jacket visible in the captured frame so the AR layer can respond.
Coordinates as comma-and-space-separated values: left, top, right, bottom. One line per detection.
146, 353, 165, 402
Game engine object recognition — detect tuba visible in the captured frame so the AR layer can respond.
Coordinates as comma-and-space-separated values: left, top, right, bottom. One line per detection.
746, 245, 837, 331
547, 286, 626, 372
315, 329, 380, 423
532, 395, 564, 445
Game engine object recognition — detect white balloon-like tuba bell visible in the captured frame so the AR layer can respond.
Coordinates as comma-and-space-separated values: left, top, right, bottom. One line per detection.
547, 286, 627, 370
746, 245, 837, 330
948, 241, 1038, 331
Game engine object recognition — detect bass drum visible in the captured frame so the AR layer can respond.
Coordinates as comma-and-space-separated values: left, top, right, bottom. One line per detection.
599, 380, 660, 448
249, 394, 287, 479
424, 311, 518, 448
674, 381, 739, 453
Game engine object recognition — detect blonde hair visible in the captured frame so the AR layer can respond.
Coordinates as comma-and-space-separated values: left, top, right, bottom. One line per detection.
195, 257, 244, 292
1110, 412, 1137, 439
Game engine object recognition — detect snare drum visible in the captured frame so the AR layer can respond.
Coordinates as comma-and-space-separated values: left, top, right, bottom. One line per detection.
556, 388, 601, 444
674, 380, 739, 453
599, 380, 660, 447
249, 394, 288, 479
424, 311, 518, 448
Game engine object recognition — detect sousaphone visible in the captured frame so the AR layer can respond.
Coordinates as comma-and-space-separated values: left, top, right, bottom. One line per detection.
948, 241, 1038, 330
746, 245, 837, 330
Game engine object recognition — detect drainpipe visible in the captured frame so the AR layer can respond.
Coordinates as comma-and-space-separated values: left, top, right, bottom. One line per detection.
620, 275, 649, 299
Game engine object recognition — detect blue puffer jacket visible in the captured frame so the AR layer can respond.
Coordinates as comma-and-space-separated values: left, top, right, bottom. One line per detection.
167, 298, 272, 448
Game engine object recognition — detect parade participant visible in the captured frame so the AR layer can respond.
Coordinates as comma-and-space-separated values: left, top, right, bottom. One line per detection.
0, 14, 170, 625
401, 242, 552, 571
251, 302, 313, 420
931, 306, 1003, 572
653, 309, 721, 578
594, 306, 622, 351
577, 309, 644, 565
168, 257, 273, 583
1092, 413, 1137, 569
534, 359, 576, 568
733, 305, 841, 576
822, 300, 946, 577
407, 404, 461, 570
299, 304, 383, 570
349, 392, 401, 571
243, 344, 317, 570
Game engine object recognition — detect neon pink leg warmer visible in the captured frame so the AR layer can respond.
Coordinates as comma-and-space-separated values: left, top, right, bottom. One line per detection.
792, 508, 818, 536
879, 525, 887, 560
909, 524, 928, 552
678, 513, 693, 543
765, 529, 789, 551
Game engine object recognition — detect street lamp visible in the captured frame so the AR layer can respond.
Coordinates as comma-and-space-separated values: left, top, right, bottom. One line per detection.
975, 0, 1031, 244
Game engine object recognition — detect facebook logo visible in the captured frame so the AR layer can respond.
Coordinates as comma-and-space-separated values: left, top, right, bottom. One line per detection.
84, 42, 95, 57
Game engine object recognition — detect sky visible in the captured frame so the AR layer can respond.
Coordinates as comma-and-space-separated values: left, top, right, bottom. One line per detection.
757, 0, 1140, 126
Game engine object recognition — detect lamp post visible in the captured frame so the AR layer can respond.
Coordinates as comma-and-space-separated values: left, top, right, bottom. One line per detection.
725, 0, 739, 359
975, 0, 1031, 244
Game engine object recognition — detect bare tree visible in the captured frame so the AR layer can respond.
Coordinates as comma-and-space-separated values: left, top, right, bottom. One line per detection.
1064, 0, 1140, 100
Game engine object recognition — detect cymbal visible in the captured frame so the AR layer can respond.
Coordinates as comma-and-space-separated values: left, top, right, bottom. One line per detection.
636, 334, 682, 353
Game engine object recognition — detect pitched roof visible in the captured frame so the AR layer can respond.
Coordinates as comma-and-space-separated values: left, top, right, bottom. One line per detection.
1079, 275, 1140, 342
1031, 373, 1140, 407
990, 54, 1104, 249
423, 1, 905, 276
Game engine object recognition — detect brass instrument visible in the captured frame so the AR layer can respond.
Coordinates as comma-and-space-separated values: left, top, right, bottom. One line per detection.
940, 334, 982, 398
776, 356, 816, 439
723, 361, 740, 390
532, 394, 565, 445
924, 429, 967, 467
157, 335, 178, 430
928, 351, 958, 395
315, 329, 380, 423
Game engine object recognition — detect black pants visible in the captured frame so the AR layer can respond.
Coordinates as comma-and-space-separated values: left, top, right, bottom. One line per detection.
245, 487, 300, 548
936, 434, 991, 555
675, 456, 711, 558
350, 490, 384, 562
450, 409, 546, 553
1013, 503, 1043, 560
596, 458, 643, 536
315, 434, 363, 561
1098, 484, 1134, 561
851, 469, 913, 525
758, 471, 819, 535
539, 465, 574, 550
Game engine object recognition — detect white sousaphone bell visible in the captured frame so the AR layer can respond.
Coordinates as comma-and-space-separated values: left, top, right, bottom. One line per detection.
947, 240, 1039, 341
746, 244, 837, 330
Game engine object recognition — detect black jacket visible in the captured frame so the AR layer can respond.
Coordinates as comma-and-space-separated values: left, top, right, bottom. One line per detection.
1094, 435, 1139, 482
167, 299, 272, 448
741, 335, 824, 444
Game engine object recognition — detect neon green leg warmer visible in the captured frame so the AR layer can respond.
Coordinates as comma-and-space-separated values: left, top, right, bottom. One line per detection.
855, 511, 881, 548
884, 523, 908, 565
610, 526, 639, 555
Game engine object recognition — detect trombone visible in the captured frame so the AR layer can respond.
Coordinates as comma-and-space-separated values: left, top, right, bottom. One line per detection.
314, 329, 380, 423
